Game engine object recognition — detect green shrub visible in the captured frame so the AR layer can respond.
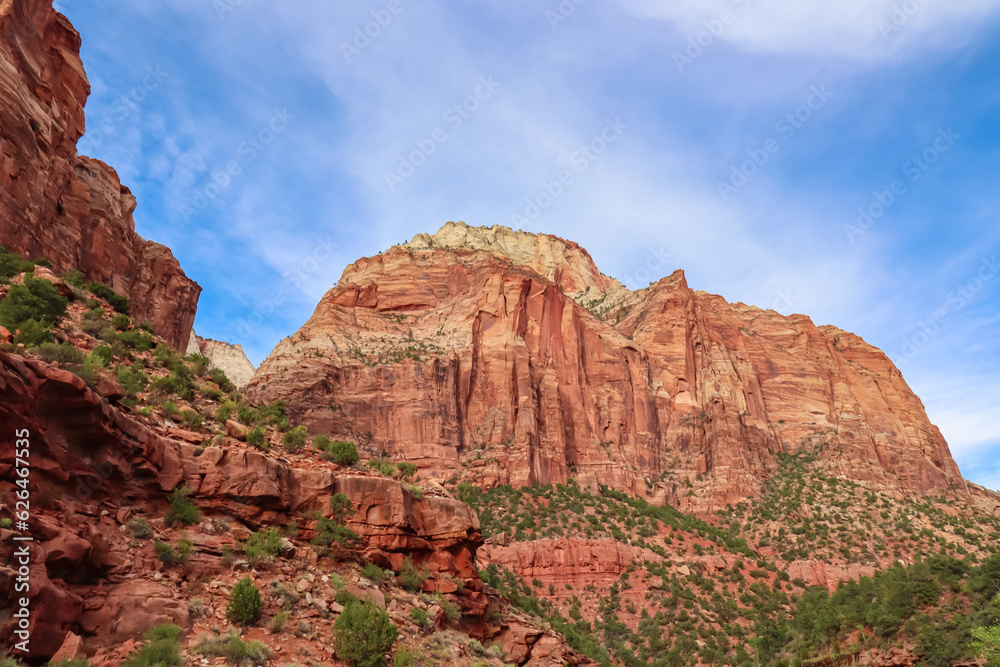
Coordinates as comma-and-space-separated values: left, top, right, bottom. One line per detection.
439, 597, 461, 621
333, 597, 398, 667
314, 517, 361, 552
154, 540, 177, 566
367, 459, 396, 477
121, 624, 183, 667
0, 247, 35, 281
313, 433, 331, 451
86, 281, 130, 314
129, 517, 153, 539
243, 527, 283, 567
153, 343, 177, 365
60, 269, 85, 288
247, 427, 267, 449
227, 576, 263, 625
186, 353, 210, 376
90, 344, 114, 367
37, 341, 84, 365
0, 276, 68, 341
362, 562, 389, 584
330, 440, 359, 466
329, 493, 354, 523
397, 555, 429, 592
117, 329, 154, 351
176, 538, 194, 565
73, 355, 104, 388
33, 257, 52, 268
11, 319, 54, 346
393, 648, 417, 667
164, 485, 200, 526
237, 404, 261, 425
208, 368, 235, 392
269, 610, 290, 633
397, 462, 418, 479
282, 425, 308, 453
215, 401, 234, 422
116, 364, 149, 397
181, 410, 205, 431
408, 607, 430, 627
111, 314, 133, 331
194, 633, 271, 666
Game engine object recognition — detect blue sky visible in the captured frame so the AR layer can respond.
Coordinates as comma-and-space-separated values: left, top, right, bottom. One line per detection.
54, 0, 999, 491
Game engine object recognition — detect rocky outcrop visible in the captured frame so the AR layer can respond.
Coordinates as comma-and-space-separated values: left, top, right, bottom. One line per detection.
0, 0, 200, 349
0, 351, 483, 659
248, 222, 967, 514
185, 331, 256, 388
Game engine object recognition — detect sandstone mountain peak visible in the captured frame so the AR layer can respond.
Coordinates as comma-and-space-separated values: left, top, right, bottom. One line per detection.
401, 221, 627, 297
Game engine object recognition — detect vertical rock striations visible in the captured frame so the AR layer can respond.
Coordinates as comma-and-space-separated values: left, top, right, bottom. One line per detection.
248, 222, 966, 514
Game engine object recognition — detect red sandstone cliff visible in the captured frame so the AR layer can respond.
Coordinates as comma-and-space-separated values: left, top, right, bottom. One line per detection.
248, 222, 967, 514
0, 0, 200, 349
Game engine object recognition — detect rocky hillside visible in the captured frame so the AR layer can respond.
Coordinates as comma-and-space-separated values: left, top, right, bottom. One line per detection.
0, 258, 586, 666
248, 221, 971, 516
0, 0, 200, 349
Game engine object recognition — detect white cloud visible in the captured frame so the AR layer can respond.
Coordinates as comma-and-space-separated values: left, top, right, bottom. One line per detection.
615, 0, 1000, 60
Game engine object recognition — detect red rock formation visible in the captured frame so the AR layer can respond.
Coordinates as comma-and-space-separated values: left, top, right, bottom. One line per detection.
0, 351, 483, 659
0, 0, 200, 349
248, 222, 968, 514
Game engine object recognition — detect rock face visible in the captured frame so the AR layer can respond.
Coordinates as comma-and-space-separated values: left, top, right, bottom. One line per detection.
0, 351, 483, 659
249, 221, 966, 514
0, 0, 200, 349
185, 331, 256, 388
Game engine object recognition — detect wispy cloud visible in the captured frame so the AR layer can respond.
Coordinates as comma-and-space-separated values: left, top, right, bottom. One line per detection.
59, 0, 1000, 483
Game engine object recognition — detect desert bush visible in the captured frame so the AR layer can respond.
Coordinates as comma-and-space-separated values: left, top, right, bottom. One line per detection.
121, 624, 184, 667
208, 367, 235, 392
282, 425, 308, 453
154, 540, 177, 566
116, 364, 149, 398
408, 607, 430, 627
368, 459, 396, 477
117, 329, 153, 351
333, 597, 398, 667
37, 342, 84, 365
0, 276, 68, 345
111, 313, 133, 331
89, 344, 114, 367
226, 576, 263, 625
329, 440, 359, 466
86, 281, 130, 314
181, 410, 205, 431
247, 427, 267, 449
397, 462, 418, 479
362, 562, 389, 584
10, 319, 53, 347
0, 247, 35, 281
243, 527, 283, 567
164, 485, 200, 526
186, 353, 210, 376
194, 633, 270, 667
129, 517, 153, 539
397, 555, 429, 592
